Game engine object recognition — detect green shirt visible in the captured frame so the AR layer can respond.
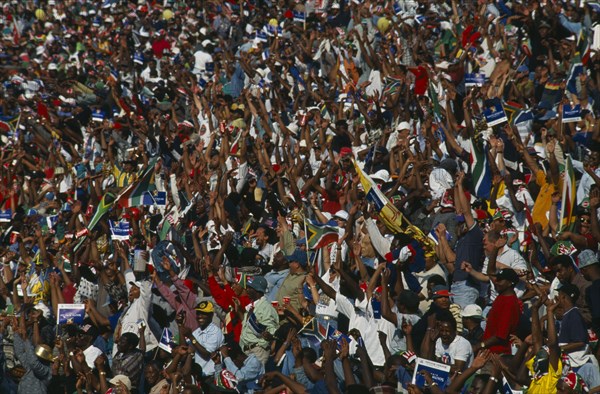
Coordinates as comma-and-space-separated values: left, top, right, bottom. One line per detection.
276, 272, 307, 312
240, 297, 279, 350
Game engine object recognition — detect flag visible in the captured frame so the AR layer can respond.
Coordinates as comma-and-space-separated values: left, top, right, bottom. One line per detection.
563, 104, 582, 123
158, 328, 175, 353
467, 138, 492, 199
567, 63, 585, 96
354, 161, 405, 234
255, 30, 268, 43
577, 30, 591, 66
382, 75, 404, 97
293, 11, 305, 23
305, 220, 339, 249
428, 81, 442, 122
89, 192, 116, 231
559, 155, 576, 232
57, 303, 85, 325
0, 114, 20, 133
117, 159, 158, 208
109, 220, 130, 241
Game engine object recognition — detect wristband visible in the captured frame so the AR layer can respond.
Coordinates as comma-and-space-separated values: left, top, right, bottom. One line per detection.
490, 376, 499, 383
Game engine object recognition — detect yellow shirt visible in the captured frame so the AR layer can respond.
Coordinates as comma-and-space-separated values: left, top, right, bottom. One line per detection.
113, 164, 137, 188
531, 170, 562, 230
525, 357, 562, 394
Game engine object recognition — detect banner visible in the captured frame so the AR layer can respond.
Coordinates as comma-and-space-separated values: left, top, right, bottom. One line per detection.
0, 210, 11, 222
465, 73, 487, 87
483, 99, 508, 126
57, 303, 85, 325
412, 358, 451, 389
109, 220, 130, 241
562, 104, 582, 123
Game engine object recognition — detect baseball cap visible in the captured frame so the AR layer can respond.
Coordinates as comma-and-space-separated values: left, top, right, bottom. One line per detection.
247, 276, 268, 293
397, 121, 410, 131
578, 249, 599, 269
334, 210, 349, 221
461, 304, 484, 319
286, 249, 308, 267
109, 375, 132, 390
492, 268, 519, 284
195, 300, 215, 314
557, 283, 580, 302
431, 285, 454, 299
129, 280, 142, 288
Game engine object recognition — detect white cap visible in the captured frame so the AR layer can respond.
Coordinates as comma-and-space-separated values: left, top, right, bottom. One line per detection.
48, 63, 58, 71
109, 375, 132, 390
371, 169, 390, 183
331, 2, 340, 9
397, 121, 410, 131
334, 210, 349, 221
461, 304, 484, 319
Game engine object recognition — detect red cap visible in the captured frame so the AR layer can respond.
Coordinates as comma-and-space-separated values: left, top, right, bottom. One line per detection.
340, 147, 353, 157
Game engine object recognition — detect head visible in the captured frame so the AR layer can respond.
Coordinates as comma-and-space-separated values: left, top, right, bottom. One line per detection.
483, 230, 503, 255
117, 332, 140, 353
461, 304, 484, 330
195, 301, 215, 329
383, 355, 403, 383
557, 283, 579, 311
431, 285, 452, 309
578, 249, 600, 281
246, 276, 267, 301
577, 212, 591, 234
144, 362, 162, 386
286, 249, 308, 274
436, 310, 457, 346
255, 227, 269, 247
468, 374, 491, 394
491, 269, 518, 295
551, 255, 576, 284
128, 281, 141, 302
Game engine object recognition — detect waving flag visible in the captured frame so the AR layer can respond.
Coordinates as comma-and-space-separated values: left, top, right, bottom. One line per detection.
354, 161, 405, 233
559, 155, 576, 232
117, 158, 158, 208
306, 220, 339, 249
467, 138, 492, 199
158, 328, 175, 353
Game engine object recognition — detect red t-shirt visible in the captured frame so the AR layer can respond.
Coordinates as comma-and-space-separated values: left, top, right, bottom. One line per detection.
483, 294, 521, 354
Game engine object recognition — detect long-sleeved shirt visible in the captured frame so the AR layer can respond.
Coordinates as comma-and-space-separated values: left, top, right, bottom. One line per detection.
215, 353, 264, 393
265, 269, 289, 302
156, 275, 199, 330
13, 335, 51, 394
114, 270, 158, 356
207, 276, 251, 341
239, 297, 279, 350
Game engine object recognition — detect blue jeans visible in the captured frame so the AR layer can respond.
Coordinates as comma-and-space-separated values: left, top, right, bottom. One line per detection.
450, 281, 479, 309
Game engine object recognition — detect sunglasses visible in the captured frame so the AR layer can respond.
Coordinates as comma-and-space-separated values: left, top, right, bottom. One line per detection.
580, 217, 591, 224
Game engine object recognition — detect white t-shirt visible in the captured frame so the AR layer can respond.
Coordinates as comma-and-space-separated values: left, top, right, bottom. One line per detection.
435, 335, 473, 367
482, 246, 528, 301
315, 271, 340, 318
336, 293, 385, 366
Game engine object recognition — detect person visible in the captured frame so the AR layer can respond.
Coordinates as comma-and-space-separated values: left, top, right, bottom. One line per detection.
213, 342, 264, 393
478, 269, 521, 354
578, 249, 600, 346
12, 332, 52, 394
461, 304, 485, 348
179, 301, 224, 378
275, 249, 308, 311
112, 332, 144, 392
239, 277, 279, 365
430, 310, 473, 374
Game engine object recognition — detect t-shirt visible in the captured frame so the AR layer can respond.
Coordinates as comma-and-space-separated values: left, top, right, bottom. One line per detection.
586, 279, 600, 336
532, 169, 561, 230
435, 335, 473, 367
453, 224, 484, 283
558, 307, 589, 367
525, 357, 562, 394
483, 294, 521, 354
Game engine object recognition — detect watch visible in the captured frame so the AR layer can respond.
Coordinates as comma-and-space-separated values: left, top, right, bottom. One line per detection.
191, 339, 198, 345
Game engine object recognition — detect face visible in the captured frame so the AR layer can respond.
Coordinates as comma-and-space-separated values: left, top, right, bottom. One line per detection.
492, 277, 511, 294
579, 215, 591, 234
255, 228, 268, 246
196, 312, 211, 329
117, 335, 131, 353
483, 235, 496, 254
468, 377, 486, 394
553, 264, 573, 284
144, 364, 161, 386
438, 321, 456, 346
129, 285, 140, 302
433, 296, 450, 309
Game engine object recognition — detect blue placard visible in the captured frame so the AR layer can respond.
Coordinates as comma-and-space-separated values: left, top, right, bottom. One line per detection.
109, 220, 130, 241
483, 100, 508, 126
562, 104, 581, 123
0, 210, 12, 222
465, 73, 487, 87
57, 303, 86, 325
293, 11, 306, 23
412, 358, 451, 389
141, 191, 167, 206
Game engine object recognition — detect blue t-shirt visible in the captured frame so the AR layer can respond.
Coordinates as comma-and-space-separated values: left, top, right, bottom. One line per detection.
453, 224, 484, 284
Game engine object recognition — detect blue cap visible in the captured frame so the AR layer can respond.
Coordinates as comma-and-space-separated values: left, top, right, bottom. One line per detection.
517, 65, 529, 73
286, 249, 308, 267
45, 192, 55, 201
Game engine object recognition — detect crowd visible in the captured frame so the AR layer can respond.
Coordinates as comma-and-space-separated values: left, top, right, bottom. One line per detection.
1, 0, 600, 393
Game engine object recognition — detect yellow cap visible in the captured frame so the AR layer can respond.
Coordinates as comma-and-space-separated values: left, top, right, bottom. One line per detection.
196, 301, 214, 314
